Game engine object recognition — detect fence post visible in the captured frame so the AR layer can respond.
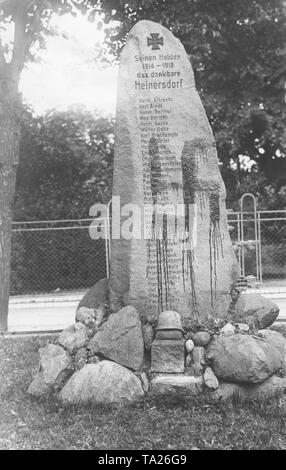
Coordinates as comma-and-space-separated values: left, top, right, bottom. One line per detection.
239, 192, 261, 283
257, 211, 263, 283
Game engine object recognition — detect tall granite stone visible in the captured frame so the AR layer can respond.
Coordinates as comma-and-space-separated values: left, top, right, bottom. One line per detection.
110, 20, 238, 326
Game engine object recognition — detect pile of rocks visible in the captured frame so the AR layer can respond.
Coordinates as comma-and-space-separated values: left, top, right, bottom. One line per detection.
28, 278, 286, 404
149, 292, 286, 399
28, 280, 146, 404
200, 293, 286, 400
206, 327, 286, 400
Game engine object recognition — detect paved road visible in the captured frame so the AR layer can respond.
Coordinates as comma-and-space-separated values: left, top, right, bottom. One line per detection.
8, 300, 78, 333
7, 292, 286, 333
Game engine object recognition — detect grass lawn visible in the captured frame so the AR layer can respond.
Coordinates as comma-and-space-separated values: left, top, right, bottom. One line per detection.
0, 335, 286, 450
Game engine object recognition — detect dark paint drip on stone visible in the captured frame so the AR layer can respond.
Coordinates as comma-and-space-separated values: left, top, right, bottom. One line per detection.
182, 248, 199, 320
181, 140, 200, 317
209, 190, 224, 307
148, 136, 173, 314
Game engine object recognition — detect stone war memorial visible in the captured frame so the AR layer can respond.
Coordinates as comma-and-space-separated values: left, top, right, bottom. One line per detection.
28, 21, 286, 404
109, 20, 238, 327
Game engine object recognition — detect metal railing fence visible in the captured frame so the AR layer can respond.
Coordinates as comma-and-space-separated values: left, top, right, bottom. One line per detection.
10, 210, 286, 296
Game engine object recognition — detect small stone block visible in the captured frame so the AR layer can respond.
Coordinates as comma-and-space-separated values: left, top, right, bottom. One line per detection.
151, 339, 185, 373
155, 330, 183, 340
150, 375, 203, 396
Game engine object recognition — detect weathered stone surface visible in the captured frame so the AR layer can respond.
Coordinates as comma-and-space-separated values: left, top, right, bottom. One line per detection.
155, 330, 183, 340
58, 323, 88, 354
59, 361, 144, 405
185, 339, 195, 353
203, 367, 219, 390
235, 322, 250, 332
92, 306, 106, 330
74, 348, 88, 370
219, 322, 235, 335
259, 329, 286, 377
75, 307, 97, 328
157, 310, 184, 331
233, 293, 279, 329
39, 344, 73, 386
109, 19, 238, 325
212, 376, 286, 401
27, 372, 51, 397
87, 305, 144, 370
76, 303, 106, 333
77, 278, 109, 311
193, 331, 211, 347
87, 327, 96, 339
258, 329, 286, 357
150, 375, 203, 396
151, 339, 185, 373
27, 344, 73, 396
281, 351, 286, 377
206, 334, 282, 383
192, 346, 205, 376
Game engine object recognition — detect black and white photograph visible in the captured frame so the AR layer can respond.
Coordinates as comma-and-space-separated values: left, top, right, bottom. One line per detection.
0, 0, 285, 453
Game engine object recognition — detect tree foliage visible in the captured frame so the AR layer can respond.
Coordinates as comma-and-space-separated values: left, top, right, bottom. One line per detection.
97, 0, 286, 208
15, 106, 114, 220
1, 0, 285, 211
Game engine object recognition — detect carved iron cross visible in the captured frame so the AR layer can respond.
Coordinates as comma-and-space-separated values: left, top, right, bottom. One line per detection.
147, 33, 164, 50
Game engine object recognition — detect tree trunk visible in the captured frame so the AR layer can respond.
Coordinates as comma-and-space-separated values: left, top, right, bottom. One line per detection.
0, 3, 37, 332
0, 101, 20, 333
